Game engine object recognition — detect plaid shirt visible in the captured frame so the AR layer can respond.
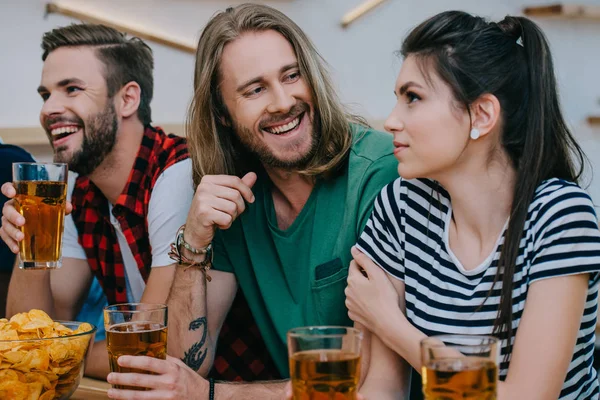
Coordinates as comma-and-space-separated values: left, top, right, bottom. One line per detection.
71, 126, 187, 304
71, 125, 280, 381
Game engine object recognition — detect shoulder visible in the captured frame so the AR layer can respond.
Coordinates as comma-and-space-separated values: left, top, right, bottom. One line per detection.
0, 144, 35, 164
529, 178, 598, 235
152, 159, 194, 195
530, 179, 596, 219
349, 124, 394, 163
375, 178, 449, 213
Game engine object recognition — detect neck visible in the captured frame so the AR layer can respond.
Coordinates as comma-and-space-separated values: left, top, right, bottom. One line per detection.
265, 166, 315, 229
436, 152, 516, 242
88, 120, 145, 204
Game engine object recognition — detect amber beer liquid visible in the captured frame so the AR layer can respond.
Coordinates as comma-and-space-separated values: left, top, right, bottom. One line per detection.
106, 322, 168, 390
422, 357, 498, 400
290, 350, 361, 400
14, 180, 67, 267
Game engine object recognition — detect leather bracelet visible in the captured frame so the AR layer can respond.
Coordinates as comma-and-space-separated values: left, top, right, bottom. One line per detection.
209, 378, 215, 400
176, 224, 211, 255
169, 228, 213, 282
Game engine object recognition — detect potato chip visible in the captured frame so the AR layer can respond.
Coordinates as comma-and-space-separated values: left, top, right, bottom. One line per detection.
13, 349, 50, 372
26, 382, 44, 400
0, 380, 31, 400
25, 371, 57, 390
38, 390, 55, 400
0, 309, 94, 400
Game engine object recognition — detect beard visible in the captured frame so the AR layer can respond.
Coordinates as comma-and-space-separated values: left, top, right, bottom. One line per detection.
54, 101, 119, 176
232, 101, 320, 170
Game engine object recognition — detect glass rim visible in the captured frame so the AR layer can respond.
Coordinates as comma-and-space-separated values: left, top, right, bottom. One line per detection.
0, 321, 96, 343
103, 303, 167, 314
287, 326, 363, 339
420, 334, 499, 348
12, 162, 68, 167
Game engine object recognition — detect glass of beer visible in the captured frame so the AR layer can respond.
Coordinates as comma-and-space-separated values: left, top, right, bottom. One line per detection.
12, 162, 68, 269
104, 303, 168, 390
421, 334, 499, 400
288, 326, 362, 400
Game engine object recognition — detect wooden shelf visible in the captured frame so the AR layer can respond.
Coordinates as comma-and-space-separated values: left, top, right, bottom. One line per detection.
523, 4, 600, 20
588, 116, 600, 125
341, 0, 389, 28
46, 1, 197, 53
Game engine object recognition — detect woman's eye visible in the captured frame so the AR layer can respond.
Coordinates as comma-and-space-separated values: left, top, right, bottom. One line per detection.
406, 91, 421, 104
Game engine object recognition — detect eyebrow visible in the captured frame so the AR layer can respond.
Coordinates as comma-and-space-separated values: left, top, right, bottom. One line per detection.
37, 78, 86, 94
236, 62, 299, 93
396, 81, 424, 96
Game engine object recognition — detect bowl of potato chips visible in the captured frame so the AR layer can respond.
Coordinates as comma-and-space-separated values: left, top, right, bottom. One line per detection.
0, 309, 96, 400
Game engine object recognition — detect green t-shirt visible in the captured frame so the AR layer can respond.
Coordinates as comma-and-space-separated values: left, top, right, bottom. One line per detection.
212, 125, 398, 376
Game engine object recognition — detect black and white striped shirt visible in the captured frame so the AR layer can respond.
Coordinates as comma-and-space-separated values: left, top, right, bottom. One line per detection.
357, 178, 600, 399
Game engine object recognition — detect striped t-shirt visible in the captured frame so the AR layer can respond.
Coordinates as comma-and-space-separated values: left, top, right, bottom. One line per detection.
357, 177, 600, 400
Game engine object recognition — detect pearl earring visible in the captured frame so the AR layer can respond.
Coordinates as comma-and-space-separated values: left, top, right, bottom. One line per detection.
470, 128, 480, 140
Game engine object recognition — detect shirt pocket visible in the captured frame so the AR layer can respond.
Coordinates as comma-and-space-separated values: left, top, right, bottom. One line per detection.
310, 258, 352, 327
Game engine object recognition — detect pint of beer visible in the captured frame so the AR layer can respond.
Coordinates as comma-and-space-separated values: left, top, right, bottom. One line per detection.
288, 326, 362, 400
421, 335, 499, 400
104, 303, 168, 390
12, 162, 67, 269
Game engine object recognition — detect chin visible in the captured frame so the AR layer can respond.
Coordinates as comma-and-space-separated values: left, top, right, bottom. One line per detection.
397, 164, 418, 180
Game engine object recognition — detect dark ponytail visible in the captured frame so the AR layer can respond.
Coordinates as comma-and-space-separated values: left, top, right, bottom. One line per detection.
401, 11, 586, 353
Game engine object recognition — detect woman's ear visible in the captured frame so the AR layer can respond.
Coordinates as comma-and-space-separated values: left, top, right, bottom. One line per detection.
469, 93, 501, 139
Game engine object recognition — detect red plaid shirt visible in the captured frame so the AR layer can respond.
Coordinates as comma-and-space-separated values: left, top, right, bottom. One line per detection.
71, 125, 280, 381
71, 126, 187, 304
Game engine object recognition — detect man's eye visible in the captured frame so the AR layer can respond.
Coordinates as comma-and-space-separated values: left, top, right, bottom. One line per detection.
66, 86, 82, 94
40, 93, 50, 101
245, 87, 264, 97
285, 72, 300, 82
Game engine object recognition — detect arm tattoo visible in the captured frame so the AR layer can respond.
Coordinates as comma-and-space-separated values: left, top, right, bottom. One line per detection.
182, 316, 208, 371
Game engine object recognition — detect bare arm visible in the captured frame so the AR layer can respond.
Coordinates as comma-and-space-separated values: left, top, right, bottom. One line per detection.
167, 266, 238, 377
498, 274, 589, 400
7, 256, 92, 319
350, 249, 591, 399
360, 329, 410, 400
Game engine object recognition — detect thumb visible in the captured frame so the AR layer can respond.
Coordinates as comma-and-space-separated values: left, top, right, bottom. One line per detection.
351, 246, 378, 274
242, 172, 258, 189
65, 201, 73, 215
1, 182, 15, 198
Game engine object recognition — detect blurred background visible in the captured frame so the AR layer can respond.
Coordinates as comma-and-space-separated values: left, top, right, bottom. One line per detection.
0, 0, 599, 207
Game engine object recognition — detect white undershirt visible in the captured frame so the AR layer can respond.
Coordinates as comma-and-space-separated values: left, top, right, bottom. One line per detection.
62, 159, 194, 302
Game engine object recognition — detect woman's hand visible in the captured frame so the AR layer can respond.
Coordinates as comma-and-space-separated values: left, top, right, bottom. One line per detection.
107, 355, 207, 399
345, 247, 403, 332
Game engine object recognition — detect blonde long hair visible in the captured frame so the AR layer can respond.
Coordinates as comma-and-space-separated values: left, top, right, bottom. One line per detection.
186, 3, 366, 186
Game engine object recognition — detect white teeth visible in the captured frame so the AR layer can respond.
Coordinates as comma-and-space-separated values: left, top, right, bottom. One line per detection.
50, 126, 79, 136
265, 117, 300, 134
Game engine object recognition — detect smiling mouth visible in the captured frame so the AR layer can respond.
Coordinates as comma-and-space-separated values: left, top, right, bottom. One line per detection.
262, 112, 304, 135
50, 126, 80, 142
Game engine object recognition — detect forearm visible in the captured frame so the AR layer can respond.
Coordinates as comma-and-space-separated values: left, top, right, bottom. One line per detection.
84, 339, 110, 380
166, 264, 213, 376
215, 380, 288, 400
6, 268, 55, 316
378, 313, 426, 372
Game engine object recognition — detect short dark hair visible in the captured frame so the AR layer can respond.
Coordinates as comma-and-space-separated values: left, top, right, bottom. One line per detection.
41, 24, 154, 125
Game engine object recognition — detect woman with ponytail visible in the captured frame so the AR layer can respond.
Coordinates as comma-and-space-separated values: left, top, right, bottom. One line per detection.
345, 11, 600, 399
